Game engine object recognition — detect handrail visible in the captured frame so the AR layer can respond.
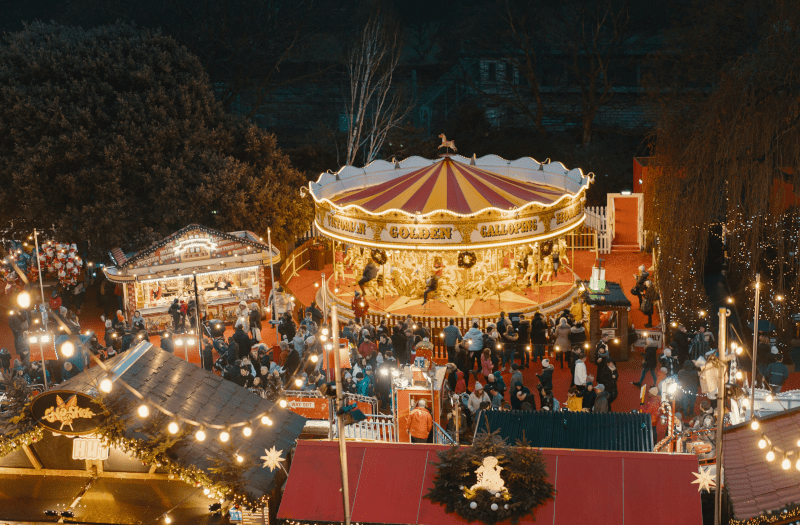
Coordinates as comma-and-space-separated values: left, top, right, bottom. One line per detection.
332, 412, 397, 442
433, 422, 456, 445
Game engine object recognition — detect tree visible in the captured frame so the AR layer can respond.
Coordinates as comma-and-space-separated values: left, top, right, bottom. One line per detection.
544, 0, 639, 146
344, 11, 413, 166
645, 2, 800, 332
0, 22, 312, 257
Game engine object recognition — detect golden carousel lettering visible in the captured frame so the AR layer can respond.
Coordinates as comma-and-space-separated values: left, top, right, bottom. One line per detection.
554, 204, 581, 226
388, 226, 453, 240
479, 218, 539, 238
326, 215, 367, 236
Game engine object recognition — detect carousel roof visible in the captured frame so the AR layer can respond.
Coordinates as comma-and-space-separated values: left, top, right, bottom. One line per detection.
331, 157, 569, 215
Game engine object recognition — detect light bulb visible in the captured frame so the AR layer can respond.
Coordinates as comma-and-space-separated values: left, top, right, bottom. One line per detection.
736, 346, 743, 355
279, 399, 287, 408
796, 459, 800, 471
583, 343, 589, 349
137, 404, 150, 418
310, 355, 318, 363
61, 341, 75, 357
219, 431, 230, 443
412, 324, 417, 329
320, 335, 328, 342
751, 420, 760, 430
743, 398, 750, 407
727, 297, 733, 303
668, 383, 677, 394
242, 426, 252, 437
168, 421, 179, 434
16, 291, 31, 308
196, 429, 207, 441
322, 327, 329, 336
670, 322, 677, 328
261, 416, 273, 426
165, 517, 172, 524
766, 450, 775, 462
758, 438, 767, 449
735, 371, 743, 380
236, 454, 244, 463
380, 368, 388, 376
782, 457, 791, 470
203, 488, 210, 495
99, 378, 113, 393
295, 378, 303, 387
766, 394, 773, 402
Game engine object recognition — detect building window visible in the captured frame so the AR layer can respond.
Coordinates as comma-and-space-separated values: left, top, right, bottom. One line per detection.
487, 62, 497, 82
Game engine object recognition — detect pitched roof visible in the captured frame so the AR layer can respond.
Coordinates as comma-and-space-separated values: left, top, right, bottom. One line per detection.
475, 409, 653, 452
58, 342, 306, 499
117, 224, 275, 269
581, 280, 632, 308
723, 406, 800, 522
277, 441, 703, 524
331, 157, 568, 215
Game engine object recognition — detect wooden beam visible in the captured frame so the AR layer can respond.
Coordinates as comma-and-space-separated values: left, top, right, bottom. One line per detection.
0, 466, 171, 480
21, 444, 43, 470
148, 463, 157, 475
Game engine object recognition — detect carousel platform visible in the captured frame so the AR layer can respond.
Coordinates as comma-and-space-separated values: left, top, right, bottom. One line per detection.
323, 263, 577, 319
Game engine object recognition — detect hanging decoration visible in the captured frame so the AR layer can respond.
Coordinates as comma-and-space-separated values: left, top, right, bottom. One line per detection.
457, 251, 477, 269
39, 242, 83, 287
260, 446, 285, 472
690, 466, 716, 492
370, 249, 388, 265
425, 430, 555, 525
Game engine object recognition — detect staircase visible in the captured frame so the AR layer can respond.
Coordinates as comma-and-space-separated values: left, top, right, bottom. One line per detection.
611, 196, 641, 253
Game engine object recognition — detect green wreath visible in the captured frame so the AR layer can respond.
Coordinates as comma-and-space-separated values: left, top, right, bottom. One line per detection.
457, 251, 477, 269
371, 249, 388, 265
426, 431, 555, 525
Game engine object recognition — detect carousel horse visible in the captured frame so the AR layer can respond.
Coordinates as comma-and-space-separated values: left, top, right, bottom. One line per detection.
379, 266, 400, 297
479, 273, 517, 302
522, 254, 538, 285
558, 237, 569, 267
438, 134, 457, 153
365, 277, 384, 299
540, 255, 554, 282
333, 248, 346, 283
343, 246, 359, 270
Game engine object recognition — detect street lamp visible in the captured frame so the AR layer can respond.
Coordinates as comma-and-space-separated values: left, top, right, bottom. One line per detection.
16, 291, 31, 309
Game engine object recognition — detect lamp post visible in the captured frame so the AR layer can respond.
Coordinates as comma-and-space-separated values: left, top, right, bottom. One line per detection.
715, 306, 730, 525
330, 287, 351, 525
26, 331, 51, 390
749, 274, 761, 420
31, 229, 47, 331
267, 228, 277, 345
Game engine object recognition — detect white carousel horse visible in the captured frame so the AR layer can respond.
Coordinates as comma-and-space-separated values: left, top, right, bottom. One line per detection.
540, 255, 554, 282
522, 254, 538, 284
438, 134, 457, 153
558, 237, 569, 267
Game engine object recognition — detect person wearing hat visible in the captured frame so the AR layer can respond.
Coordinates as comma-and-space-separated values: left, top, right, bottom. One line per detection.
643, 387, 662, 438
633, 338, 658, 388
358, 334, 377, 360
406, 399, 433, 443
48, 290, 62, 312
468, 382, 491, 415
536, 359, 554, 392
351, 291, 369, 324
487, 384, 504, 410
593, 383, 609, 412
641, 280, 659, 328
765, 351, 789, 393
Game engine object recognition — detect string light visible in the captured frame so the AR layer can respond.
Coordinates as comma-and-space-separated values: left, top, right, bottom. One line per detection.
196, 429, 207, 442
99, 377, 113, 393
137, 404, 150, 418
219, 430, 230, 443
751, 420, 760, 430
766, 449, 775, 462
168, 421, 180, 434
242, 426, 252, 437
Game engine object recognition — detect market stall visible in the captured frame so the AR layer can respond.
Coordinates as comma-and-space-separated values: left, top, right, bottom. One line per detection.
308, 153, 593, 322
104, 224, 281, 331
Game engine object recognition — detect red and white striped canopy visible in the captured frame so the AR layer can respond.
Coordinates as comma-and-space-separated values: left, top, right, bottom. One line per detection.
331, 158, 567, 215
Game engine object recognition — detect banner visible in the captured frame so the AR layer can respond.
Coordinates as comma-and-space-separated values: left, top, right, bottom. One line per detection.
285, 396, 374, 420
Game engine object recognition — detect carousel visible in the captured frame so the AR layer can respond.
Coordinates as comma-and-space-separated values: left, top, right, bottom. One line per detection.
308, 150, 593, 320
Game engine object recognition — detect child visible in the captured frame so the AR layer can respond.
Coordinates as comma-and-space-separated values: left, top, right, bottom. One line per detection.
566, 386, 583, 411
480, 348, 493, 382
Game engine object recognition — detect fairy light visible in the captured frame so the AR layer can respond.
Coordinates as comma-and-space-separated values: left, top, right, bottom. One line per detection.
137, 404, 150, 418
168, 421, 180, 434
242, 426, 252, 437
766, 449, 775, 462
219, 430, 230, 443
196, 429, 207, 442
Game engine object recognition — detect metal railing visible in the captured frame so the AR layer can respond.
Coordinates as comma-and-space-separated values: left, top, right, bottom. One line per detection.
332, 413, 397, 442
433, 422, 456, 445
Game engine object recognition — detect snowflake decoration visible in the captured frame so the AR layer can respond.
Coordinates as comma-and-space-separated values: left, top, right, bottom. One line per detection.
691, 466, 716, 492
260, 446, 285, 472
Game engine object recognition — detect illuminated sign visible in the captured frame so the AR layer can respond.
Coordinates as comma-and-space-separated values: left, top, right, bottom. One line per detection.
174, 236, 218, 256
72, 438, 109, 460
31, 391, 106, 435
325, 213, 371, 239
387, 225, 454, 241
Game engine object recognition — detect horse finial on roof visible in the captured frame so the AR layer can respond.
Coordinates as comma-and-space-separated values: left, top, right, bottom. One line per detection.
438, 134, 456, 154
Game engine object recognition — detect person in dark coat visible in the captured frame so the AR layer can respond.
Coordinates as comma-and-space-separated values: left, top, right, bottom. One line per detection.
530, 313, 548, 366
160, 331, 175, 354
358, 261, 379, 297
633, 338, 659, 388
0, 348, 10, 374
677, 360, 700, 418
404, 329, 421, 364
536, 359, 554, 392
510, 381, 531, 410
278, 312, 296, 343
167, 299, 182, 330
516, 314, 531, 368
391, 325, 407, 364
202, 342, 214, 371
672, 324, 690, 365
283, 348, 302, 382
233, 326, 254, 359
579, 382, 597, 411
597, 358, 619, 410
305, 302, 324, 326
226, 339, 239, 365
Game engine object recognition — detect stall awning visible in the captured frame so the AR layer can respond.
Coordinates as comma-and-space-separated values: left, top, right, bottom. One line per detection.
277, 441, 702, 525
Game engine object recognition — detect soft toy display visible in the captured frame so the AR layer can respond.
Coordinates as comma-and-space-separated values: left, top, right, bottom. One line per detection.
3, 240, 84, 289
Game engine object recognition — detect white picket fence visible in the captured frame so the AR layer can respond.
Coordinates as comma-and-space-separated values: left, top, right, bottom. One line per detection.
333, 413, 397, 442
585, 206, 611, 254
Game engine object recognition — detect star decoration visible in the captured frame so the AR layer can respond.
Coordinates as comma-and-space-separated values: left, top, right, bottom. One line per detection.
691, 466, 716, 492
260, 446, 285, 472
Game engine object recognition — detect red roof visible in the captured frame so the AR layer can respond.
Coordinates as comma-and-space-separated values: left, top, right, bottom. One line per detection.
277, 441, 702, 525
723, 407, 800, 521
331, 158, 567, 215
